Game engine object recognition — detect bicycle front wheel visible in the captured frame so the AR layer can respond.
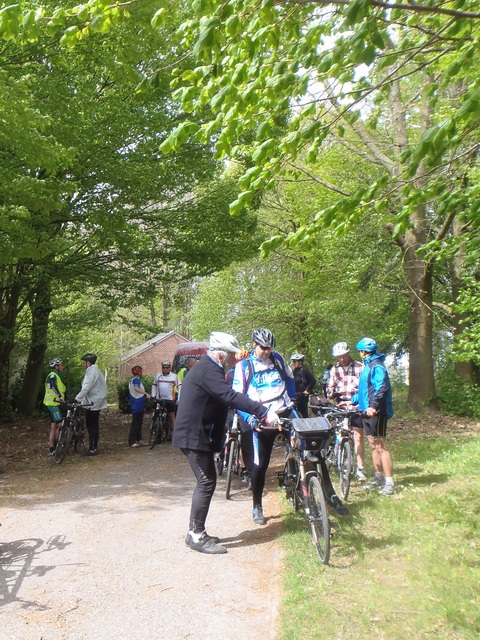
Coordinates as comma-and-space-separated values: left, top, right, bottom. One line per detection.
225, 439, 238, 500
149, 416, 160, 449
307, 475, 330, 565
55, 422, 73, 464
338, 440, 353, 500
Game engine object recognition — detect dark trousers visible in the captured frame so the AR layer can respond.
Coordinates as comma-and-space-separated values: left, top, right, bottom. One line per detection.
251, 428, 278, 506
182, 448, 216, 534
85, 409, 100, 451
296, 395, 309, 418
129, 410, 144, 445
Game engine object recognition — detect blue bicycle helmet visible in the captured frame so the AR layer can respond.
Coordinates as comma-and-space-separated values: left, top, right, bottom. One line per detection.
356, 337, 377, 353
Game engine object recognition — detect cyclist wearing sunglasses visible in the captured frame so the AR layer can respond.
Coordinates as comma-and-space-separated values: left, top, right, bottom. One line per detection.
233, 328, 298, 525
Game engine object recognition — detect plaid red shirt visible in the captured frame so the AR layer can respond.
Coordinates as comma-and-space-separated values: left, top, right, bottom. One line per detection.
327, 359, 363, 401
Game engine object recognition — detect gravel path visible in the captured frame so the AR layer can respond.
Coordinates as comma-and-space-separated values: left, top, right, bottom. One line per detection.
0, 443, 285, 640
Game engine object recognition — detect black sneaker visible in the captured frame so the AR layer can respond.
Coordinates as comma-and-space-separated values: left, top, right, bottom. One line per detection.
83, 450, 96, 457
184, 531, 220, 547
189, 532, 227, 554
328, 495, 349, 516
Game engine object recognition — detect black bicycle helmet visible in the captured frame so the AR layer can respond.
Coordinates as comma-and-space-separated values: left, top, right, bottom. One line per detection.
81, 353, 98, 364
251, 328, 275, 348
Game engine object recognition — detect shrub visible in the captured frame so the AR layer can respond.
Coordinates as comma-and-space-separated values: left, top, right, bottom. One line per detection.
436, 371, 480, 418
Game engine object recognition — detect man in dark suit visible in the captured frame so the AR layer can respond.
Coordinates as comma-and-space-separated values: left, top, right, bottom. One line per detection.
173, 331, 279, 555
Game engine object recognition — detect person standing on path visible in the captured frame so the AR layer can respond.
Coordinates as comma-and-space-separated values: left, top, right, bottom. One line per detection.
173, 331, 279, 555
290, 353, 317, 418
75, 353, 108, 457
44, 358, 66, 455
234, 328, 349, 521
128, 365, 150, 447
151, 361, 180, 433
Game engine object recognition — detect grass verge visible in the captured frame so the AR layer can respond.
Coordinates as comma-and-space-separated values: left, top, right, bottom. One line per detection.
276, 434, 479, 640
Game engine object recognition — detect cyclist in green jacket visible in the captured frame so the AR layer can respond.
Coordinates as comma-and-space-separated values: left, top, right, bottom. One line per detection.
44, 358, 66, 455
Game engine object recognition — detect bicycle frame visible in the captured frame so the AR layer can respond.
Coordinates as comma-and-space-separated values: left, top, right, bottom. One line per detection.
149, 401, 169, 449
54, 402, 87, 464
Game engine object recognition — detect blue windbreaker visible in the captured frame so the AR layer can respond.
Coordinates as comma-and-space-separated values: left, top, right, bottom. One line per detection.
351, 353, 394, 419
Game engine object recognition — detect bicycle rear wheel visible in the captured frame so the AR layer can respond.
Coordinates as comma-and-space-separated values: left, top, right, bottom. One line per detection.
149, 416, 160, 449
225, 439, 238, 500
338, 439, 353, 500
55, 422, 73, 464
307, 475, 330, 564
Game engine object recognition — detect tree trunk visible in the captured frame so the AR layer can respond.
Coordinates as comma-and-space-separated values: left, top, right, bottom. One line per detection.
0, 274, 22, 422
18, 283, 53, 416
403, 244, 436, 411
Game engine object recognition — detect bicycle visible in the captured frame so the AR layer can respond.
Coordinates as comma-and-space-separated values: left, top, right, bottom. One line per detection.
214, 412, 245, 499
311, 405, 364, 501
277, 416, 334, 564
54, 401, 89, 464
149, 401, 171, 449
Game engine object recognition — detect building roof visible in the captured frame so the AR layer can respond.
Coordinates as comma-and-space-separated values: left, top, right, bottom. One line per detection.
120, 331, 189, 362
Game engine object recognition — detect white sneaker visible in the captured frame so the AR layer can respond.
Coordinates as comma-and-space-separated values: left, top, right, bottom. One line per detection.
379, 483, 396, 496
365, 477, 385, 490
129, 443, 140, 448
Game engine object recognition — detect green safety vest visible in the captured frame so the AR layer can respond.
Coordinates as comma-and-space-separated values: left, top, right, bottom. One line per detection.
44, 370, 66, 406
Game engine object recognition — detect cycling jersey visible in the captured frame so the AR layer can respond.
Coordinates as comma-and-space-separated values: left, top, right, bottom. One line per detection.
151, 371, 180, 401
232, 351, 296, 424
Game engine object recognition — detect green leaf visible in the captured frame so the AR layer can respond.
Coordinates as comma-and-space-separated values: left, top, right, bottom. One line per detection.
151, 8, 166, 29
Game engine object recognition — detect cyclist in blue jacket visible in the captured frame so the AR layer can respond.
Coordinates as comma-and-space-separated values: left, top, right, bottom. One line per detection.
351, 338, 395, 495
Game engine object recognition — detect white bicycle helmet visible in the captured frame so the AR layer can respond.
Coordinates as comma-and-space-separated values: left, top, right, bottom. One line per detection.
290, 353, 304, 361
49, 358, 63, 367
332, 342, 350, 357
209, 331, 242, 354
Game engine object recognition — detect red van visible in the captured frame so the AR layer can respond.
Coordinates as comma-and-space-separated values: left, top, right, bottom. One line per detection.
172, 341, 208, 373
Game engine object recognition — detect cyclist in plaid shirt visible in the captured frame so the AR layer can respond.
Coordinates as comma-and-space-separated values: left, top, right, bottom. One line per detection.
327, 342, 366, 481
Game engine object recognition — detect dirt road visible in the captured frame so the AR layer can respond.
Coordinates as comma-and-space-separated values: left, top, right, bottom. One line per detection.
0, 438, 284, 640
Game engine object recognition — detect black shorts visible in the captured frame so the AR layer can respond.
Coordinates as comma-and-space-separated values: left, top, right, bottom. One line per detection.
161, 400, 176, 414
362, 414, 388, 439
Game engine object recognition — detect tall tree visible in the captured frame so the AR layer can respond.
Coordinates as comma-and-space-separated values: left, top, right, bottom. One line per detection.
158, 0, 480, 411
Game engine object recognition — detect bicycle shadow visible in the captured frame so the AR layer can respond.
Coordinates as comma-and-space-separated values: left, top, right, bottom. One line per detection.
221, 518, 284, 550
0, 535, 72, 608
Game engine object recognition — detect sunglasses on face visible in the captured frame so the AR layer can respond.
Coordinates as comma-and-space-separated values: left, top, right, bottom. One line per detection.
257, 345, 272, 351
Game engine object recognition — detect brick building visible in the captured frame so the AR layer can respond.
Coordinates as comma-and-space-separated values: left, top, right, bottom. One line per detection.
117, 331, 189, 381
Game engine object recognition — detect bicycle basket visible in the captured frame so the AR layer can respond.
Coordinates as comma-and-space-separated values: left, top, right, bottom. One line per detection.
291, 417, 333, 450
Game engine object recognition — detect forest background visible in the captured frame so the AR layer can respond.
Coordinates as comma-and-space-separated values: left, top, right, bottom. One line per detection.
1, 0, 480, 422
